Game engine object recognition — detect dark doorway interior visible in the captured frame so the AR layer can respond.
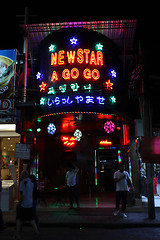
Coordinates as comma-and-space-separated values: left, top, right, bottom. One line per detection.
98, 149, 118, 192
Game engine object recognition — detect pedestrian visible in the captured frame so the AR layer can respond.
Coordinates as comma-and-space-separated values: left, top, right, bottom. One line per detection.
65, 163, 80, 209
0, 178, 4, 231
30, 175, 40, 230
113, 163, 134, 218
14, 171, 40, 240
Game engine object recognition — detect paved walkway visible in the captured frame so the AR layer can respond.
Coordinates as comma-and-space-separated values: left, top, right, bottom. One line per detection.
2, 193, 160, 228
3, 206, 160, 228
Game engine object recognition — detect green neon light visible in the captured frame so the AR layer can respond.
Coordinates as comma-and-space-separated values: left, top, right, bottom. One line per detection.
37, 118, 42, 123
96, 197, 98, 207
37, 128, 41, 132
26, 128, 33, 132
49, 44, 56, 52
70, 83, 80, 92
95, 43, 103, 51
109, 96, 116, 103
48, 87, 56, 95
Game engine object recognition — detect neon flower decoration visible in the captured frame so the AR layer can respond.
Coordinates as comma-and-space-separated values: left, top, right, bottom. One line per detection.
74, 129, 82, 141
104, 121, 115, 133
70, 37, 78, 45
47, 123, 56, 135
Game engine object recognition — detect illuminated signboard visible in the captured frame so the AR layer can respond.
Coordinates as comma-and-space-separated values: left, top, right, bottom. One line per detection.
38, 29, 120, 113
0, 49, 17, 99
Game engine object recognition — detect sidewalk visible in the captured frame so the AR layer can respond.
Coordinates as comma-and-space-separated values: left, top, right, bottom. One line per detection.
2, 192, 160, 228
3, 205, 160, 228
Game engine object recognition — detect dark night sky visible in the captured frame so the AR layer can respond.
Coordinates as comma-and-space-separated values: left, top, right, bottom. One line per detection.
0, 2, 152, 51
1, 2, 160, 77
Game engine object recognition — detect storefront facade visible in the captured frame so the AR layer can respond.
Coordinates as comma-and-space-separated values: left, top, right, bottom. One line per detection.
30, 26, 132, 193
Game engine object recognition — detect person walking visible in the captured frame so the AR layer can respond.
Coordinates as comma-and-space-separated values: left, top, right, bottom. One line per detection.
14, 171, 40, 240
65, 163, 80, 209
113, 163, 134, 218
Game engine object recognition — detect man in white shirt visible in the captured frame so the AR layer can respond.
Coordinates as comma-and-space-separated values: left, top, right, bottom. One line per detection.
113, 163, 134, 217
66, 164, 80, 209
15, 171, 39, 239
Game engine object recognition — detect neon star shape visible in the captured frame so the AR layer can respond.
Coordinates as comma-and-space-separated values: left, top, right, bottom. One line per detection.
105, 79, 113, 90
96, 43, 103, 51
49, 44, 56, 52
110, 96, 116, 103
39, 82, 47, 92
111, 70, 117, 78
70, 37, 78, 45
36, 72, 41, 80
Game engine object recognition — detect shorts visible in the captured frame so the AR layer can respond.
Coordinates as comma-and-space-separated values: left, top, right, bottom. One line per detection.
16, 205, 34, 221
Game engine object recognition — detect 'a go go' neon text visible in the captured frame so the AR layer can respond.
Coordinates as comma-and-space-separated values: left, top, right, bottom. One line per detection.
50, 49, 103, 82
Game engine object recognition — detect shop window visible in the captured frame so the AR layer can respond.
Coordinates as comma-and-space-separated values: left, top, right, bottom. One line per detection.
0, 137, 20, 180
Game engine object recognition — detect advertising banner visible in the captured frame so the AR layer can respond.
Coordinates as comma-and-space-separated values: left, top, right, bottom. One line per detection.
0, 49, 17, 99
0, 99, 13, 122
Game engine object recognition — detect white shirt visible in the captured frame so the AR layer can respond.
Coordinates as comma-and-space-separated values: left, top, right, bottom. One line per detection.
19, 178, 33, 208
66, 168, 79, 187
113, 170, 131, 191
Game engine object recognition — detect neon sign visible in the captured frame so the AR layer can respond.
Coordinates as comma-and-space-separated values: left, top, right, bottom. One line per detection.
39, 32, 118, 113
51, 49, 103, 66
40, 95, 106, 106
62, 136, 76, 146
41, 83, 92, 95
99, 140, 112, 145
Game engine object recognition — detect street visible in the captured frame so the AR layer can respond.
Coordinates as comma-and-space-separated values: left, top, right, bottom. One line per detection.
1, 227, 160, 240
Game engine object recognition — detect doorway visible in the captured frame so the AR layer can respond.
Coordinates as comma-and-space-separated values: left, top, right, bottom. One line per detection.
97, 148, 118, 192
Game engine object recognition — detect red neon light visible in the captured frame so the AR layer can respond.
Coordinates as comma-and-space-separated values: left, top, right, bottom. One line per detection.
77, 48, 84, 64
51, 52, 57, 65
62, 136, 69, 141
67, 51, 76, 64
58, 50, 65, 65
83, 68, 91, 79
99, 140, 112, 145
62, 136, 76, 147
92, 69, 100, 81
51, 71, 58, 81
62, 69, 70, 80
105, 79, 113, 90
90, 51, 97, 65
39, 82, 48, 92
71, 68, 79, 79
59, 68, 100, 81
50, 49, 103, 66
